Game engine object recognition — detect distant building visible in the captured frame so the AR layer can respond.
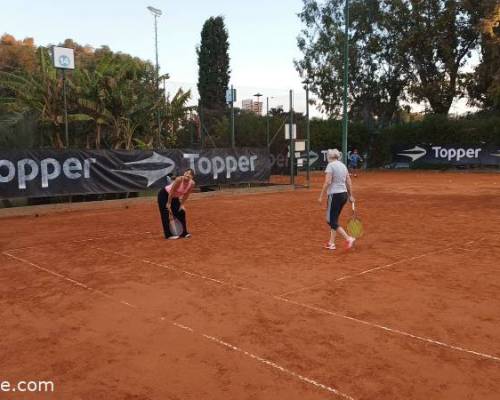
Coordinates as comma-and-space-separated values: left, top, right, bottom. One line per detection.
241, 99, 253, 111
241, 99, 263, 114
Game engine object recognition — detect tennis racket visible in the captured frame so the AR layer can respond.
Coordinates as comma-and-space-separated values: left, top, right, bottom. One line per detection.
346, 202, 364, 239
169, 216, 183, 237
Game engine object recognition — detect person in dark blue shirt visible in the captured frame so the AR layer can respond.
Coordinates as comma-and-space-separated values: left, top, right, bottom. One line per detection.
348, 148, 363, 177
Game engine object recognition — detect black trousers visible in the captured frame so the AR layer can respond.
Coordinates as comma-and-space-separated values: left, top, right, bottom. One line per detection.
157, 189, 188, 238
326, 192, 348, 230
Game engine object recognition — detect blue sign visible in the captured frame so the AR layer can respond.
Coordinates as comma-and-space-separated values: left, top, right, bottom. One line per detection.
58, 55, 71, 67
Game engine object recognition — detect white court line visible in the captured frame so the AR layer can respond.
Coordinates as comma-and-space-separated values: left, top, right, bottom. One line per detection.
278, 246, 456, 298
201, 334, 354, 399
2, 251, 352, 400
278, 237, 490, 298
276, 296, 500, 363
4, 231, 153, 252
2, 251, 137, 309
85, 243, 500, 364
333, 247, 455, 282
89, 245, 257, 292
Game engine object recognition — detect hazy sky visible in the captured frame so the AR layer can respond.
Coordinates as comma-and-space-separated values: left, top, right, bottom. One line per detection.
1, 0, 310, 111
1, 0, 475, 115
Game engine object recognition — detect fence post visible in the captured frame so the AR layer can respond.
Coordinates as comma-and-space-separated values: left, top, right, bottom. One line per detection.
289, 90, 295, 186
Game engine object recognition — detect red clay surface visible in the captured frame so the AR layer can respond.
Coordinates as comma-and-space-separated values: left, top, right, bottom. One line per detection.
1, 171, 499, 400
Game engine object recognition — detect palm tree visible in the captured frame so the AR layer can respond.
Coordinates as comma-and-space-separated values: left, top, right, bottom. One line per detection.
0, 48, 66, 147
163, 88, 193, 147
71, 58, 116, 148
71, 53, 160, 149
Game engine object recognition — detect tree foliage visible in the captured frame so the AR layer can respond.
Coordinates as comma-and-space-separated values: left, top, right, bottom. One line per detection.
0, 47, 69, 148
0, 34, 192, 149
406, 0, 484, 114
0, 34, 38, 73
296, 0, 414, 126
467, 1, 500, 110
296, 0, 494, 118
197, 16, 231, 114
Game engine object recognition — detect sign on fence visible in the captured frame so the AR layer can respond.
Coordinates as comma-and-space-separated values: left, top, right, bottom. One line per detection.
271, 148, 336, 173
0, 148, 270, 199
393, 145, 500, 166
52, 46, 75, 70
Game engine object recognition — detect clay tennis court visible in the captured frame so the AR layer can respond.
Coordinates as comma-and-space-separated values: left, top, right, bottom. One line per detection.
1, 171, 499, 400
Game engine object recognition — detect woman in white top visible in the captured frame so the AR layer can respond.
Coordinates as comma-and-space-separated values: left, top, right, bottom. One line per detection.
318, 149, 356, 250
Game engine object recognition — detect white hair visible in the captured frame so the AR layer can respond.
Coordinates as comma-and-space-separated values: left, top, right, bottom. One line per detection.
327, 149, 342, 161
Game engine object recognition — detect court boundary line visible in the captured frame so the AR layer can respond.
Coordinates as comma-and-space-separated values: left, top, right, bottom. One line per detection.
3, 251, 139, 308
15, 240, 500, 364
2, 251, 354, 400
278, 247, 455, 298
274, 296, 500, 363
3, 231, 153, 252
278, 239, 484, 298
88, 245, 252, 289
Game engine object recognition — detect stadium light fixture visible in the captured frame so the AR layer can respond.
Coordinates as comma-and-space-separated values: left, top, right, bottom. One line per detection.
147, 6, 162, 16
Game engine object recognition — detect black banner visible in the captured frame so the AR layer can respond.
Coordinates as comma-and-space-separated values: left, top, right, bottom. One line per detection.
0, 148, 270, 199
271, 148, 358, 173
271, 148, 324, 174
393, 145, 500, 166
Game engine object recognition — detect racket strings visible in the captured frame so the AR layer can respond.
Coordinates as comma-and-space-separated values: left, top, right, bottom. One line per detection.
347, 217, 364, 238
169, 218, 183, 236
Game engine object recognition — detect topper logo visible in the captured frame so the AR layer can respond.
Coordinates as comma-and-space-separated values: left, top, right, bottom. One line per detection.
397, 146, 427, 162
431, 147, 482, 161
113, 152, 176, 187
183, 153, 258, 179
0, 157, 97, 190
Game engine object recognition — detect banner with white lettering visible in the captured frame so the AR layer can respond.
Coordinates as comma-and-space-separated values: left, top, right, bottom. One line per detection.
0, 148, 270, 199
271, 148, 355, 173
393, 145, 500, 166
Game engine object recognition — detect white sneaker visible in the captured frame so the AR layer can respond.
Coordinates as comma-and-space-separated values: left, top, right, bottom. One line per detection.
346, 237, 356, 249
324, 242, 336, 250
167, 235, 179, 240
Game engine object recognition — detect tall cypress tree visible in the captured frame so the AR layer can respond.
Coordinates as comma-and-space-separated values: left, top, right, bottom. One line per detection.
197, 16, 230, 112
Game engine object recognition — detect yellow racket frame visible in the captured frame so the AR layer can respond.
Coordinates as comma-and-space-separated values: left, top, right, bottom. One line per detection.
347, 202, 364, 238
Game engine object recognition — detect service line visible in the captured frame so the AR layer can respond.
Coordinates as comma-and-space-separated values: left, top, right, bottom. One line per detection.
2, 251, 353, 400
83, 242, 500, 364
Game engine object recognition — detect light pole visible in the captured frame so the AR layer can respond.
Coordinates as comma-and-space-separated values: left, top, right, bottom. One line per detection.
342, 0, 349, 164
289, 90, 295, 186
62, 69, 69, 147
230, 85, 235, 148
147, 6, 162, 148
303, 79, 311, 188
265, 96, 275, 149
51, 46, 75, 148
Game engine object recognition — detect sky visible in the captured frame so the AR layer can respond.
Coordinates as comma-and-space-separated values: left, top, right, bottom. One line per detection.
1, 0, 475, 116
1, 0, 310, 112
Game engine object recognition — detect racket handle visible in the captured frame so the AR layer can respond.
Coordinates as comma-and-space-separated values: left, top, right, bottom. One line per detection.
351, 201, 355, 212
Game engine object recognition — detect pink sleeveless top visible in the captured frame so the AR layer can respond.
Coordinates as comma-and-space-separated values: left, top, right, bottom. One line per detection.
165, 179, 193, 198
